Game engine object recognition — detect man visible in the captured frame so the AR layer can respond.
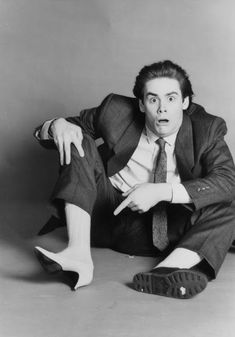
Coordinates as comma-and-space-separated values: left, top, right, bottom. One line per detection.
34, 60, 235, 299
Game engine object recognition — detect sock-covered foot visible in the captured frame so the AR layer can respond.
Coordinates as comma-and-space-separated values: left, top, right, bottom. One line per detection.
154, 248, 202, 270
35, 246, 94, 290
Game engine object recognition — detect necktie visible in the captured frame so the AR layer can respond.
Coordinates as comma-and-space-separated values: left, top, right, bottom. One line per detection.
152, 138, 169, 250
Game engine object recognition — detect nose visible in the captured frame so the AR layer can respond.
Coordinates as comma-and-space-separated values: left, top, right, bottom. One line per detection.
157, 100, 167, 114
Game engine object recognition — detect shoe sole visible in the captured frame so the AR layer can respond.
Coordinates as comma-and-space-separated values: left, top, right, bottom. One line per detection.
133, 269, 208, 299
34, 249, 79, 290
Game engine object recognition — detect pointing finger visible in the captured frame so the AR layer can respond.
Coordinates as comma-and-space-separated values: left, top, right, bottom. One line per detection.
113, 197, 131, 216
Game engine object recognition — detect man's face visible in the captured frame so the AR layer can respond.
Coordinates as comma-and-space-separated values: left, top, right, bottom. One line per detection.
139, 77, 189, 137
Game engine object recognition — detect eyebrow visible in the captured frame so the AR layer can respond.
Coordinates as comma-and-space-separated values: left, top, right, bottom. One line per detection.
146, 91, 179, 97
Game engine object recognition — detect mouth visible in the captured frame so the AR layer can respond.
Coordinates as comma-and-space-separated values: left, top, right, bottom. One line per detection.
156, 119, 169, 125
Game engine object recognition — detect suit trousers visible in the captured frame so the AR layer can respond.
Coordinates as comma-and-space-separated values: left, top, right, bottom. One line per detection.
51, 134, 235, 279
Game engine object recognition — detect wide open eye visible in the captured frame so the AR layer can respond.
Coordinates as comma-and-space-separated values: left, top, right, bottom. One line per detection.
149, 97, 158, 104
168, 96, 176, 102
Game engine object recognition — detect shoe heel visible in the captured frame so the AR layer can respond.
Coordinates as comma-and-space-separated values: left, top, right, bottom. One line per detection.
34, 249, 62, 273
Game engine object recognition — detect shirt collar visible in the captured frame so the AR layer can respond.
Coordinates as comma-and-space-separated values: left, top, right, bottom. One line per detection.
145, 125, 178, 146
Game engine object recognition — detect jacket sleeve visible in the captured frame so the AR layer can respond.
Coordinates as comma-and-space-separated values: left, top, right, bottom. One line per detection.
182, 117, 235, 210
66, 94, 114, 139
33, 94, 114, 148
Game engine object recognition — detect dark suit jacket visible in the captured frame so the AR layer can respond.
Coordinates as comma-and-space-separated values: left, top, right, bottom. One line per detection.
37, 93, 235, 212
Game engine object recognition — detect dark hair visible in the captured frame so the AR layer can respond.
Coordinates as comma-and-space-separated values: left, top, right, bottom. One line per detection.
133, 60, 194, 104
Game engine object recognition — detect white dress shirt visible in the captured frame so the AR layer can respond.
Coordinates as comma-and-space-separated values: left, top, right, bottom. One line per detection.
109, 126, 191, 204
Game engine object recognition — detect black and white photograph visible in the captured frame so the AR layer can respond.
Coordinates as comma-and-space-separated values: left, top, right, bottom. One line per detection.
0, 1, 235, 336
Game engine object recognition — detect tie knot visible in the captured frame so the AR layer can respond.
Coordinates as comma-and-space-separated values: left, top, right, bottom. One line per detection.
156, 138, 166, 150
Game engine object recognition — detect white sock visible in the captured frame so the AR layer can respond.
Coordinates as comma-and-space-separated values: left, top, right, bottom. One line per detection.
155, 248, 202, 269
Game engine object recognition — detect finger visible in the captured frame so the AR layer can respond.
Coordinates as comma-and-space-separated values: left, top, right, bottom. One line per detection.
113, 197, 131, 216
57, 137, 64, 165
129, 205, 139, 212
76, 127, 83, 139
122, 186, 136, 197
64, 138, 71, 165
127, 201, 136, 208
73, 138, 84, 157
75, 128, 84, 156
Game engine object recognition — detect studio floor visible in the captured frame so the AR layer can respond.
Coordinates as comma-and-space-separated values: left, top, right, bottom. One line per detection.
1, 201, 235, 337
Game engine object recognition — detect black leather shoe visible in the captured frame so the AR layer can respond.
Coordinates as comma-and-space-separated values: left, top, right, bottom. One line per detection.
133, 267, 208, 299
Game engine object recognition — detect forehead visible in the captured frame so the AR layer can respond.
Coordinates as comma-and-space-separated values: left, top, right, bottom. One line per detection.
144, 77, 181, 96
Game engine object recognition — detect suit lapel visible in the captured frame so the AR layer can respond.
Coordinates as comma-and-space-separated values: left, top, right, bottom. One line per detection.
107, 114, 144, 176
107, 111, 195, 180
175, 112, 195, 180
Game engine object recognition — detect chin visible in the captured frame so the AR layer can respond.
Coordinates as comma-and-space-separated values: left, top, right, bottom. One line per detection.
155, 127, 170, 137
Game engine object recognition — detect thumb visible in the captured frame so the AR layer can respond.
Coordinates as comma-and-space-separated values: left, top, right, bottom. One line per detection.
122, 185, 137, 197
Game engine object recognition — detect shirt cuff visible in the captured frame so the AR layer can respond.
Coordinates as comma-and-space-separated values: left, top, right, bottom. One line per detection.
171, 183, 192, 204
38, 120, 54, 140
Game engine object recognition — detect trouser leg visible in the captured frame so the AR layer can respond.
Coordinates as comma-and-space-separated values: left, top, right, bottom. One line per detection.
51, 134, 119, 247
174, 201, 235, 278
51, 135, 108, 215
50, 134, 160, 256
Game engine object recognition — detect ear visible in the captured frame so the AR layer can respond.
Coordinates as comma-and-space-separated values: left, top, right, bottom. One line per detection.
182, 96, 189, 110
139, 99, 145, 113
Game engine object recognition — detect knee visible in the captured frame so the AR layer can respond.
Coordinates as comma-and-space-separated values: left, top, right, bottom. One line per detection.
71, 134, 98, 161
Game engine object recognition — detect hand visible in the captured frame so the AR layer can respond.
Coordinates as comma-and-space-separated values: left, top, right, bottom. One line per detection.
50, 118, 84, 165
113, 183, 172, 216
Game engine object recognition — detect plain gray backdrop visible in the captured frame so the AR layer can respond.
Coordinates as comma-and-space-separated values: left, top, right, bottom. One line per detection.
0, 0, 234, 204
1, 3, 235, 337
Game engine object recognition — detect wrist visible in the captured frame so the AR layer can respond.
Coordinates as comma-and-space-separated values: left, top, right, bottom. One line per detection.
163, 183, 173, 202
48, 118, 57, 138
